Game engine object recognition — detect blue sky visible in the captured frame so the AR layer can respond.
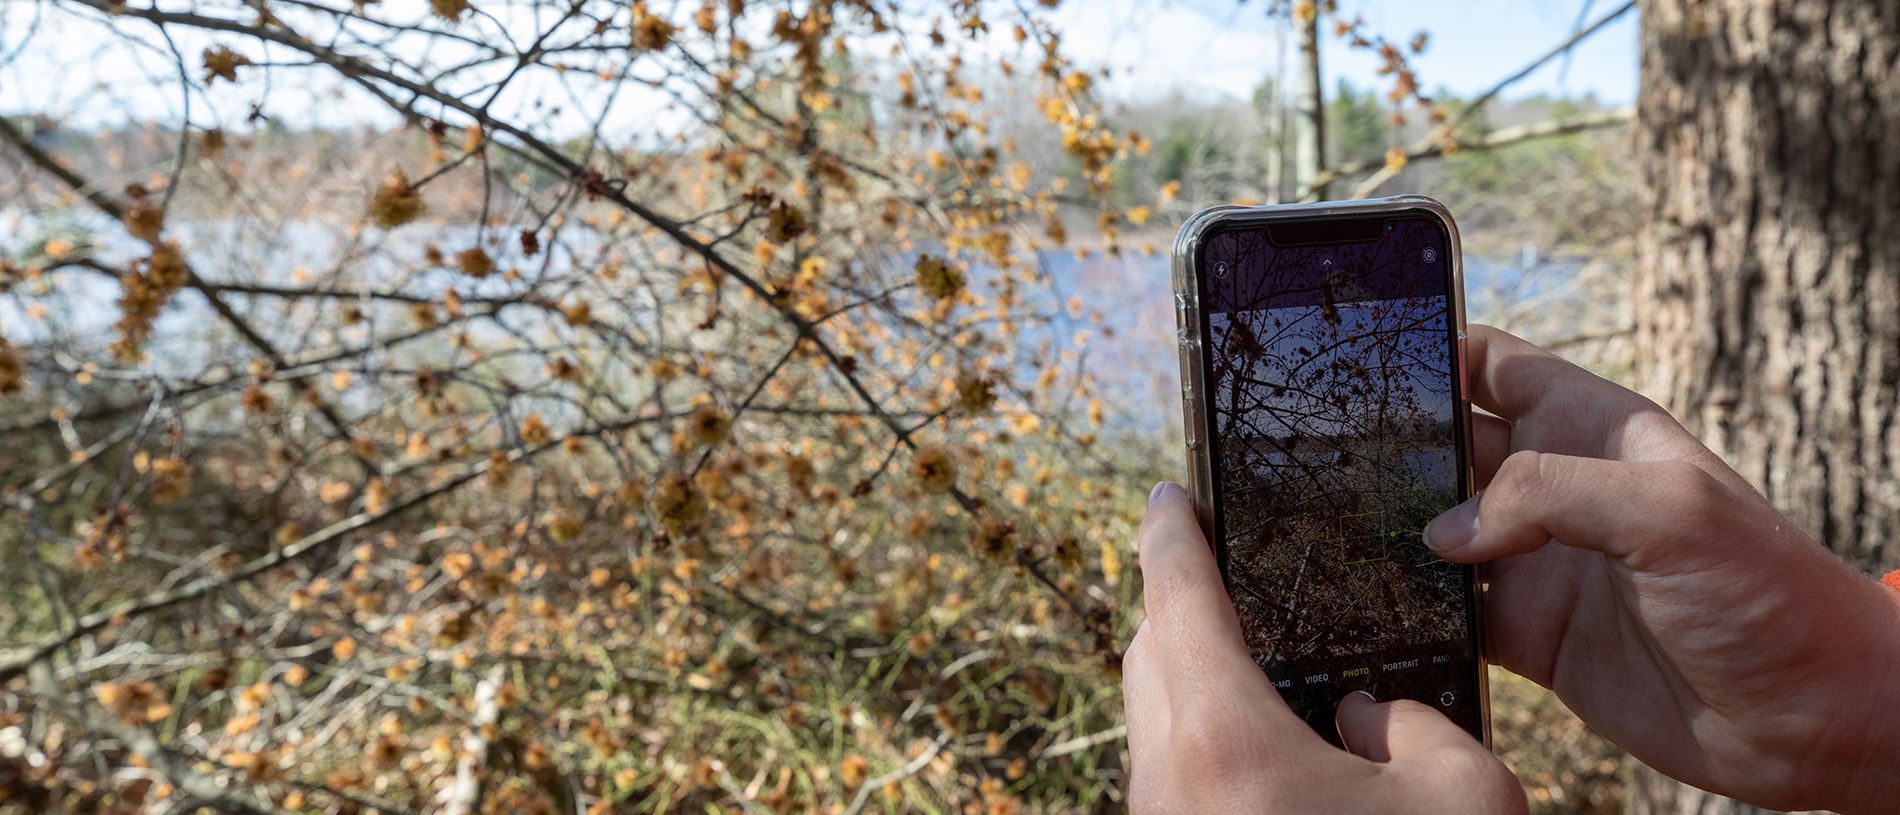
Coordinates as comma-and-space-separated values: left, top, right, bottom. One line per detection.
1211, 299, 1456, 440
1050, 0, 1639, 106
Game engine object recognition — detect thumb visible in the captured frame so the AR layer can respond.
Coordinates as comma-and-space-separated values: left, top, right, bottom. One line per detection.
1422, 450, 1745, 566
1337, 693, 1527, 814
1334, 692, 1483, 763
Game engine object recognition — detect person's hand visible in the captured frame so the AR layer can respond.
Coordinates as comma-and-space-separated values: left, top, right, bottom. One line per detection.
1424, 325, 1900, 814
1122, 481, 1527, 815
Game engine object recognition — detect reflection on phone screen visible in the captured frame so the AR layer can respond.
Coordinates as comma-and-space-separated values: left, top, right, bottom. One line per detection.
1199, 218, 1481, 746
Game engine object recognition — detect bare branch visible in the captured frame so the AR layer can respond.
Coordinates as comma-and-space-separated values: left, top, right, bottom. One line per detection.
1348, 107, 1635, 199
1303, 0, 1638, 199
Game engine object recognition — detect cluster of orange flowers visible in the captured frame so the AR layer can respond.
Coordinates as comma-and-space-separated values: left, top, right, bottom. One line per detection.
0, 0, 1165, 812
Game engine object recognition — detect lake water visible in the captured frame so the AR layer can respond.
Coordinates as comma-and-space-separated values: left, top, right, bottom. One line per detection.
2, 208, 1591, 446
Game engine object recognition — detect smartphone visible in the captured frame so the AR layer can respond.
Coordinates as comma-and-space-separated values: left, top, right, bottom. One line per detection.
1169, 196, 1488, 748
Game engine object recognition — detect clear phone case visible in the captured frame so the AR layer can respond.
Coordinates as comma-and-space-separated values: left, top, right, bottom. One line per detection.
1168, 195, 1490, 747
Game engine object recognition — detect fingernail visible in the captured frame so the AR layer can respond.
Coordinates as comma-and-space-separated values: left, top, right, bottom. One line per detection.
1335, 690, 1376, 715
1424, 493, 1481, 553
1148, 481, 1177, 507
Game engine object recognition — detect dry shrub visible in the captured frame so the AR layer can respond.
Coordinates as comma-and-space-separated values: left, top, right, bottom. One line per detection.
0, 1, 1160, 813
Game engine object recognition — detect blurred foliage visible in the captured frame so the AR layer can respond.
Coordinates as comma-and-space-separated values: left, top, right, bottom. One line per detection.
1327, 80, 1392, 169
1437, 99, 1636, 253
1151, 118, 1222, 189
1491, 669, 1626, 815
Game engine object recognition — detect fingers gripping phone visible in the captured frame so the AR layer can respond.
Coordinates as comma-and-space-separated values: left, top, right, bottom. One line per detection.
1170, 196, 1489, 748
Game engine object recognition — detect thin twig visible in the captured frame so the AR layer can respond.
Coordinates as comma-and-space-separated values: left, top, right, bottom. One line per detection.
1348, 107, 1634, 199
442, 664, 505, 815
0, 111, 370, 458
839, 734, 952, 815
1039, 724, 1127, 759
27, 663, 284, 815
1303, 0, 1637, 199
0, 413, 648, 683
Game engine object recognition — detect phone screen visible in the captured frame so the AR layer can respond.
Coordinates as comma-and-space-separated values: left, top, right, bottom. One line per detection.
1196, 215, 1482, 746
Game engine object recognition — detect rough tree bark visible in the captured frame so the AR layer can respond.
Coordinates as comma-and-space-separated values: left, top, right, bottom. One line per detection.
1632, 0, 1900, 813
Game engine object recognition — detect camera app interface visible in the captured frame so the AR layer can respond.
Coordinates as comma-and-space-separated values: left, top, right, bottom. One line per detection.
1199, 217, 1480, 745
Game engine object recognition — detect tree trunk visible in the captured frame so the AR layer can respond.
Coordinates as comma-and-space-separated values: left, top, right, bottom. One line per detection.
1631, 0, 1900, 812
1268, 14, 1291, 204
1295, 8, 1327, 201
